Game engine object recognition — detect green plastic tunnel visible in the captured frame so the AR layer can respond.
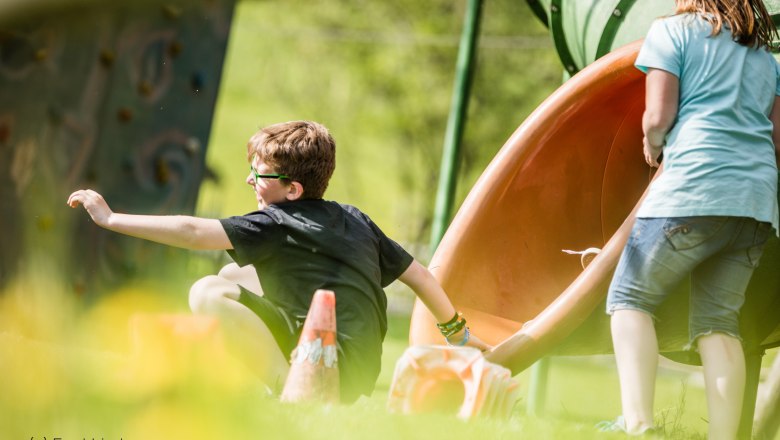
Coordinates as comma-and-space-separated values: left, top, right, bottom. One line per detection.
531, 0, 780, 76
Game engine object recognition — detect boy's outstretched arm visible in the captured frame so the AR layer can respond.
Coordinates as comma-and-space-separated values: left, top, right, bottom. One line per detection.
398, 260, 491, 351
67, 189, 232, 250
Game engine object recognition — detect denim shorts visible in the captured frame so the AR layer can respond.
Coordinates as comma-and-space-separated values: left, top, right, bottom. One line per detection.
607, 216, 772, 349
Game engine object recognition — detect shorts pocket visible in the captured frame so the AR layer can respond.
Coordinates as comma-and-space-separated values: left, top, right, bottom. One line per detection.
663, 216, 727, 251
747, 222, 772, 267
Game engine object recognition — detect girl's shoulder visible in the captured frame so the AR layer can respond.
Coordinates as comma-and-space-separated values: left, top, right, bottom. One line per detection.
657, 12, 706, 27
651, 12, 716, 41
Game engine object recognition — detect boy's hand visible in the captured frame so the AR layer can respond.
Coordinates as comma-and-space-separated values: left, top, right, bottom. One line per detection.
467, 332, 492, 352
447, 327, 493, 352
67, 189, 114, 227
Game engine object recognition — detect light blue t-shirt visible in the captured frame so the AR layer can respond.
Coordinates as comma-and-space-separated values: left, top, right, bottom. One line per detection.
635, 13, 780, 232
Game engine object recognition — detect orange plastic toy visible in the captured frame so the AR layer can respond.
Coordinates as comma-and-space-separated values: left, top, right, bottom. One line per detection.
388, 345, 519, 419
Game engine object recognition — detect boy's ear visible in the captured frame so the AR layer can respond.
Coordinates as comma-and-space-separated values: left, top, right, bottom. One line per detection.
286, 181, 304, 201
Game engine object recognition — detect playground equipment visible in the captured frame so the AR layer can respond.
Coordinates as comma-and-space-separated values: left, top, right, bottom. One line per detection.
0, 0, 235, 295
420, 0, 780, 437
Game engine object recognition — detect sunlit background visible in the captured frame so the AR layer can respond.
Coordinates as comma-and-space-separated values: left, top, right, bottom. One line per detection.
2, 0, 779, 439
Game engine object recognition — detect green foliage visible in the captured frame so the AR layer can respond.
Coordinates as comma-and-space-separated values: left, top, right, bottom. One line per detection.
198, 0, 561, 249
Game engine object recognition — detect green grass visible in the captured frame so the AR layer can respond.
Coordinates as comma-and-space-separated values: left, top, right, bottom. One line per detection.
0, 275, 734, 440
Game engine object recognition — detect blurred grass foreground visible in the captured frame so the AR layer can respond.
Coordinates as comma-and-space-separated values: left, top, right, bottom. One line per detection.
0, 264, 732, 440
1, 0, 771, 438
0, 272, 555, 440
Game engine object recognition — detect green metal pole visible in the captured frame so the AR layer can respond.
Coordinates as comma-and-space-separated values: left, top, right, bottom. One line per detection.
738, 348, 764, 440
527, 356, 550, 417
429, 0, 483, 252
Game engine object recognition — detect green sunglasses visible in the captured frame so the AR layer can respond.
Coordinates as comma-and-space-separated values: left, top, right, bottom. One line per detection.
250, 165, 290, 181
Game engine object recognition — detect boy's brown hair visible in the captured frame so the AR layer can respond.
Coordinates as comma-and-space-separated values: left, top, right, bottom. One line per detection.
247, 120, 336, 199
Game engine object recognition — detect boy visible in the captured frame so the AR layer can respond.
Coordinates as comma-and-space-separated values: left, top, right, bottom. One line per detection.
68, 120, 489, 403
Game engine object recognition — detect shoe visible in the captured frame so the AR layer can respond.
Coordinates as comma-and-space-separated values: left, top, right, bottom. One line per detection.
595, 416, 661, 437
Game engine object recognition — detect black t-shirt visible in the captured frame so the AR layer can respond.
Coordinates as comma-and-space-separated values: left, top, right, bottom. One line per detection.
219, 199, 413, 402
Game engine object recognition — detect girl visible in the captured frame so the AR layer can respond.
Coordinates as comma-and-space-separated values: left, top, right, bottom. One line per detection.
605, 1, 780, 437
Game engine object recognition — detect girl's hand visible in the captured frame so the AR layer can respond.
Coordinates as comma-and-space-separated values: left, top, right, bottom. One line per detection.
67, 189, 114, 228
643, 136, 663, 168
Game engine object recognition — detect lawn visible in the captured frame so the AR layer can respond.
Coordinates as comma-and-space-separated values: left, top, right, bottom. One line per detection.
0, 273, 737, 440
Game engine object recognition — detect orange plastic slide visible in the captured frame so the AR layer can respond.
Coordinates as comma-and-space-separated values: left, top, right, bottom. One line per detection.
409, 41, 780, 374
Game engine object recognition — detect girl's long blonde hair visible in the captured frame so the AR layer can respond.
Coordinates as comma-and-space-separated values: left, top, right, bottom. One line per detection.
675, 0, 778, 48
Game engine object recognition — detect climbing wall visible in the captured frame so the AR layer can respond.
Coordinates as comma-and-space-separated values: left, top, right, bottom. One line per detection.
0, 0, 236, 296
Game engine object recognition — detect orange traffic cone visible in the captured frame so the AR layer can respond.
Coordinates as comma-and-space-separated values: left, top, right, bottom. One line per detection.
280, 289, 339, 403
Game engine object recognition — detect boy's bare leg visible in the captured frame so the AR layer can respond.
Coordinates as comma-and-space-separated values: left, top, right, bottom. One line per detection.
611, 309, 658, 434
217, 263, 262, 294
189, 273, 289, 391
698, 333, 745, 440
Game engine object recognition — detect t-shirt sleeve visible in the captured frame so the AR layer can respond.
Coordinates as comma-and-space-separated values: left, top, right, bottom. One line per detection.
635, 19, 681, 77
774, 58, 780, 96
358, 211, 414, 287
219, 212, 279, 267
